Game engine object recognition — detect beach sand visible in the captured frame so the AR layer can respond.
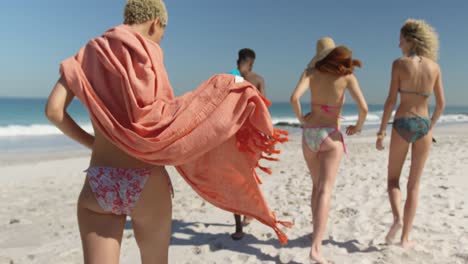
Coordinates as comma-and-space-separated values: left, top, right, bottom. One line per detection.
1, 124, 467, 264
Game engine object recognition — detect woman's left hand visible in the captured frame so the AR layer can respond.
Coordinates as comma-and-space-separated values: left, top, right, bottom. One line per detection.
376, 138, 385, 150
300, 112, 311, 124
346, 125, 361, 136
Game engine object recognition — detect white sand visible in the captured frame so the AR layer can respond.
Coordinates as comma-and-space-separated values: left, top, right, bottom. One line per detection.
1, 124, 467, 264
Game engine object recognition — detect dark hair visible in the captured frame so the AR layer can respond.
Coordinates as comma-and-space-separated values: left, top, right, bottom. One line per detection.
237, 48, 256, 65
315, 46, 362, 76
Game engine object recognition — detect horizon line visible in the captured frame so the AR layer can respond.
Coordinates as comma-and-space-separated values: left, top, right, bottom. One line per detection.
0, 96, 466, 108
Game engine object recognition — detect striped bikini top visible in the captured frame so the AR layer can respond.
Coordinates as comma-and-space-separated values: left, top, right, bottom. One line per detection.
399, 89, 432, 97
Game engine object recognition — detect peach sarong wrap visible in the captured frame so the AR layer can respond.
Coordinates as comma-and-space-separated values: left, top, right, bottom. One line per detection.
60, 25, 291, 243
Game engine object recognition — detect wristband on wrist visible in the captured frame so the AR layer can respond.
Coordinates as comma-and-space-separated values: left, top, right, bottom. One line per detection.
377, 131, 386, 139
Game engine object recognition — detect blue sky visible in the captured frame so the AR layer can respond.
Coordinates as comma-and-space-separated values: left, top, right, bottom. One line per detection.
1, 0, 467, 105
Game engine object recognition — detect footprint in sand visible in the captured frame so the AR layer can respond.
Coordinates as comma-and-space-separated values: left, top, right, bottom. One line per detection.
191, 246, 203, 255
278, 250, 294, 263
337, 208, 359, 218
454, 253, 468, 263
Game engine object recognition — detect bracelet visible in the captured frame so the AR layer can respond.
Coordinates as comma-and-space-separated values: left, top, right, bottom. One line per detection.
376, 131, 386, 139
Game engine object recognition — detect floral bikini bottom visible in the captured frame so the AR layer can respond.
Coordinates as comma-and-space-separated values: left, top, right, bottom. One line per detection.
85, 166, 173, 215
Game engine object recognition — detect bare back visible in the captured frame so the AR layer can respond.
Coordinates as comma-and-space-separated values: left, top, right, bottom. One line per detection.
305, 69, 348, 127
396, 56, 440, 118
90, 123, 158, 169
244, 72, 265, 94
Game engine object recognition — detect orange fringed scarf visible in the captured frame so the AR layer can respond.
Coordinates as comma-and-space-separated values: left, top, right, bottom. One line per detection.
60, 25, 291, 243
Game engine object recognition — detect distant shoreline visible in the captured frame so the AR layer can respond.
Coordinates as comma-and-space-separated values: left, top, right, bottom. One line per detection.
1, 122, 467, 167
0, 97, 467, 108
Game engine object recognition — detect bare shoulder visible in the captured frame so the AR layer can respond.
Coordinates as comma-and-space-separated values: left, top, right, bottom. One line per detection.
248, 71, 264, 82
393, 57, 406, 67
394, 57, 407, 63
304, 68, 318, 80
424, 58, 440, 71
345, 73, 358, 84
245, 72, 265, 89
391, 57, 409, 74
395, 56, 438, 69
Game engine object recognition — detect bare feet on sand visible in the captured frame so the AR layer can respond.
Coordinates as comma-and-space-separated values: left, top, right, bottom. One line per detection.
310, 249, 330, 264
385, 221, 403, 244
400, 240, 417, 250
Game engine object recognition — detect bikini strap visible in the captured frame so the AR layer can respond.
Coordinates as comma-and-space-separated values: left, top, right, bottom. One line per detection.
311, 103, 342, 119
399, 89, 432, 97
311, 93, 345, 119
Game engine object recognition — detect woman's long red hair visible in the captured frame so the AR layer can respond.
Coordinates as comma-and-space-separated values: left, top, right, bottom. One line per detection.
315, 46, 362, 76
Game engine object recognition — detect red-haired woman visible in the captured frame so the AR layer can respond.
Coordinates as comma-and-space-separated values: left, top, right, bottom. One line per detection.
290, 37, 368, 263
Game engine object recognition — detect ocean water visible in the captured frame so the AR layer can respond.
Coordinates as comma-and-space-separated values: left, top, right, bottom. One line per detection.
1, 97, 467, 152
269, 102, 468, 127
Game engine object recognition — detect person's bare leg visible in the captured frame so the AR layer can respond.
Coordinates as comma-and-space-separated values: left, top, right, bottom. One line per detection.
131, 167, 172, 264
401, 132, 432, 249
242, 215, 254, 226
310, 140, 343, 264
77, 178, 126, 264
231, 214, 244, 240
385, 129, 410, 244
302, 139, 321, 220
